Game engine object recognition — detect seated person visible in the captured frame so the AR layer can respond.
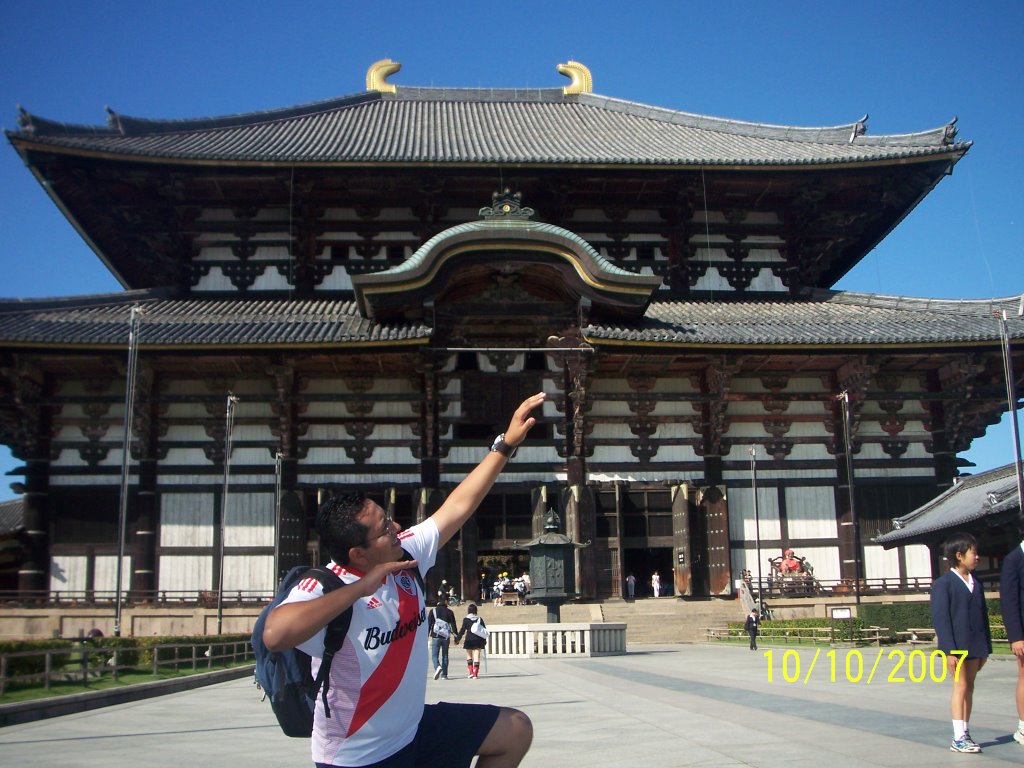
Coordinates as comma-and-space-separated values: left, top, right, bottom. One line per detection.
780, 549, 802, 574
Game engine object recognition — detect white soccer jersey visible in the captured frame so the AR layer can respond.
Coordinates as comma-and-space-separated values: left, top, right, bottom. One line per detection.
282, 517, 438, 766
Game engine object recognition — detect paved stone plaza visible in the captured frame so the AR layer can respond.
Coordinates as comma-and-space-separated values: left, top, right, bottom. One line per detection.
1, 644, 1022, 766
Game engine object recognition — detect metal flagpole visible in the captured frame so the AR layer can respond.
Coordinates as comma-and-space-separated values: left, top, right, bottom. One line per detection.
274, 451, 283, 581
114, 306, 144, 637
216, 394, 240, 636
998, 306, 1024, 524
839, 391, 861, 605
751, 446, 763, 612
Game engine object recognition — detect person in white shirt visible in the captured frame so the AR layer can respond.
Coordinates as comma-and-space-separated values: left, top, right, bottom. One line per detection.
263, 392, 545, 768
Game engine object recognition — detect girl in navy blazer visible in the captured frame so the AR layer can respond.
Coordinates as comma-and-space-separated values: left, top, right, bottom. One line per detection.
930, 531, 992, 753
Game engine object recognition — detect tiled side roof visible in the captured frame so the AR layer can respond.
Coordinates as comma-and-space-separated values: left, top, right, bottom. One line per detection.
0, 498, 23, 536
586, 291, 1024, 346
874, 464, 1021, 546
0, 293, 432, 347
0, 290, 1019, 349
8, 87, 966, 167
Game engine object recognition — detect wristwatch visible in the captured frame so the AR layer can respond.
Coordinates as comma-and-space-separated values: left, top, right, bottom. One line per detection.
489, 432, 517, 459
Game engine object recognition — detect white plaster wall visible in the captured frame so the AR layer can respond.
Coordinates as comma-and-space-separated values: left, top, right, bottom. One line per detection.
160, 447, 214, 466
161, 494, 214, 547
728, 485, 782, 540
862, 545, 901, 580
49, 475, 120, 488
224, 492, 274, 547
158, 555, 212, 593
304, 446, 351, 465
784, 486, 838, 539
316, 259, 354, 291
93, 555, 130, 594
904, 544, 933, 578
796, 546, 841, 582
51, 555, 87, 593
223, 554, 274, 593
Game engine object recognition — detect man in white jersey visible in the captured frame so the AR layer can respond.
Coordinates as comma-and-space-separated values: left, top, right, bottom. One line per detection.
263, 392, 544, 768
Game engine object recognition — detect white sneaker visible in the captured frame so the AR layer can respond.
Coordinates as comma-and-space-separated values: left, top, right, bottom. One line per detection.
433, 666, 442, 680
1013, 728, 1024, 745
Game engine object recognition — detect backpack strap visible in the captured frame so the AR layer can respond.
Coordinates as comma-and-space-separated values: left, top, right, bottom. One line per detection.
304, 566, 351, 719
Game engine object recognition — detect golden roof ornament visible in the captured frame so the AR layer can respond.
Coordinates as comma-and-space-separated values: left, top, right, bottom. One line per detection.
557, 60, 593, 95
366, 59, 401, 93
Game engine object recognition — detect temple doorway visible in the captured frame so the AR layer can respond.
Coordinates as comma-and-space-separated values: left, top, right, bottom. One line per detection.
622, 547, 675, 598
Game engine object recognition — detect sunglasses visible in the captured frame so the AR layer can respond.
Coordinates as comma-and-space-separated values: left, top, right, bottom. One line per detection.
361, 511, 394, 548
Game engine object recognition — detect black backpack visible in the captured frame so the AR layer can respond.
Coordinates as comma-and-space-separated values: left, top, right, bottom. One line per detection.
251, 565, 351, 737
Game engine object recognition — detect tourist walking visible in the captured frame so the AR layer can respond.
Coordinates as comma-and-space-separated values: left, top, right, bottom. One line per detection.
455, 603, 489, 679
429, 597, 457, 680
744, 608, 760, 651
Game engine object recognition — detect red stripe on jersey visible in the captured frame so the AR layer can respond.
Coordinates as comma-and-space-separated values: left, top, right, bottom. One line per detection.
346, 576, 420, 736
299, 577, 318, 593
397, 530, 415, 541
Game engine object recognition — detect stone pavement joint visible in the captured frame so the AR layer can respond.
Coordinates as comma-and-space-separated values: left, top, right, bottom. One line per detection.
1, 645, 1021, 767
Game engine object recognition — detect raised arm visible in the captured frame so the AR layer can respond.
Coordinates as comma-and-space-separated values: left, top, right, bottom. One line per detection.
431, 392, 546, 547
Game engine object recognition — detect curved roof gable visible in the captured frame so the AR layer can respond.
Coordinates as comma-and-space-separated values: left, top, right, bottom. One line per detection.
352, 195, 662, 323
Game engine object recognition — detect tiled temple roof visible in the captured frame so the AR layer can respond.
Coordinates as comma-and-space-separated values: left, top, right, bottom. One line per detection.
874, 464, 1022, 547
8, 87, 966, 167
590, 291, 1024, 346
0, 290, 1018, 349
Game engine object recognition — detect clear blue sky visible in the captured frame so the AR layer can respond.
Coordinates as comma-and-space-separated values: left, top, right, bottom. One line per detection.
0, 1, 1021, 500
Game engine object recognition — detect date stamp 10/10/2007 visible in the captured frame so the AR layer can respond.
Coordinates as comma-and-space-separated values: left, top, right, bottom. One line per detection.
764, 648, 968, 685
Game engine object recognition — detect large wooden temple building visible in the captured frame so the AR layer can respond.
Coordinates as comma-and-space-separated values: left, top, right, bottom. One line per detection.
2, 60, 1021, 608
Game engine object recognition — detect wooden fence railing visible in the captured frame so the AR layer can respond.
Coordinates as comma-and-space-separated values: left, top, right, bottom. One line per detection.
0, 639, 254, 697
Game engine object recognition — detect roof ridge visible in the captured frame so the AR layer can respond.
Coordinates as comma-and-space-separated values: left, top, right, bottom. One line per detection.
826, 290, 1024, 315
15, 91, 383, 138
0, 288, 170, 313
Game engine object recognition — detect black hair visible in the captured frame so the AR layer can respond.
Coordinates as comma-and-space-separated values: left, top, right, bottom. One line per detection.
316, 491, 371, 566
436, 597, 448, 607
467, 603, 478, 614
943, 531, 978, 564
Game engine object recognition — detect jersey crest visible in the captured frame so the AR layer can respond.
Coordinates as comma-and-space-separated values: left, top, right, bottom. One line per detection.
395, 571, 417, 597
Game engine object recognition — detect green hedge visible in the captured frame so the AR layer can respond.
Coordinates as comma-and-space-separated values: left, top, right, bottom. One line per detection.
846, 602, 1006, 641
728, 617, 868, 642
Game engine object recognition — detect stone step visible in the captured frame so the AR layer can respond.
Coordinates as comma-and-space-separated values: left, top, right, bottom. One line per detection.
448, 598, 743, 644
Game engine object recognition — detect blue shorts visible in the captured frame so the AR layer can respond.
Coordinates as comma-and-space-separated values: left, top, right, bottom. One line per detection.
315, 701, 500, 768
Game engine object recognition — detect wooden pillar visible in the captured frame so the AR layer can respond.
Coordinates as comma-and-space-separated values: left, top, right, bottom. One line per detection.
130, 364, 159, 597
563, 484, 597, 599
672, 482, 692, 596
270, 364, 307, 578
9, 369, 52, 595
18, 456, 50, 594
459, 517, 480, 604
131, 456, 158, 597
